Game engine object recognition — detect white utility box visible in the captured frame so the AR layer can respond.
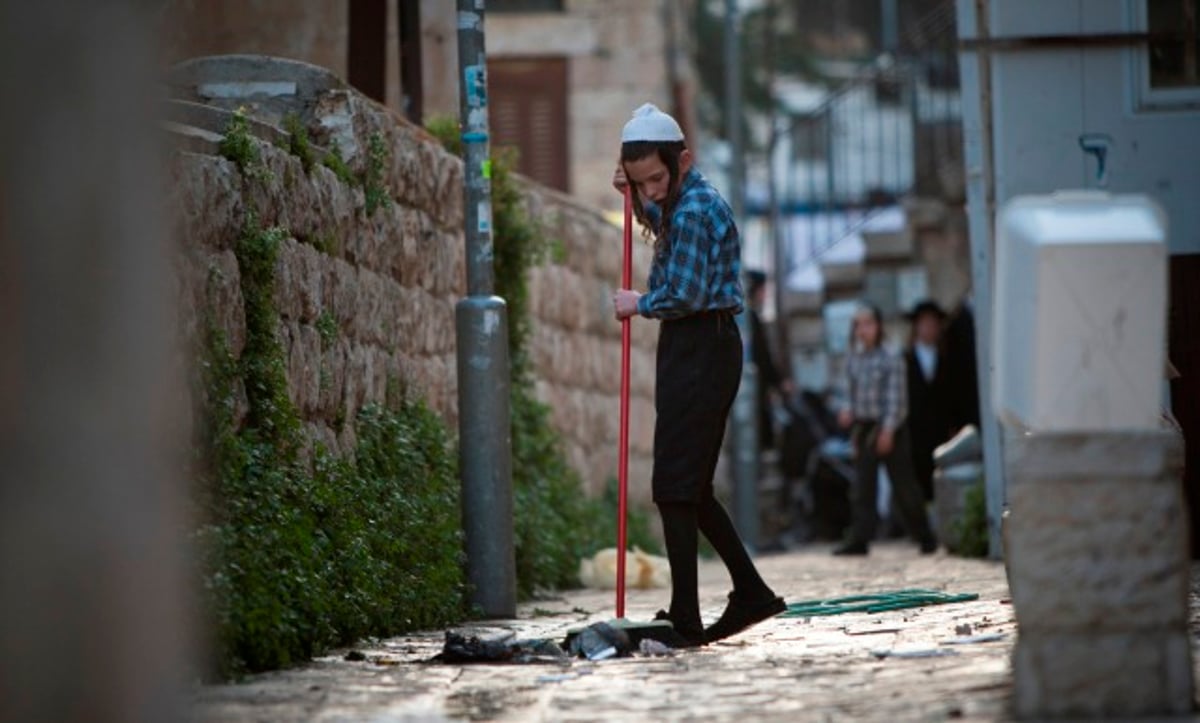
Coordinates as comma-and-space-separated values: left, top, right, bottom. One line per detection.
994, 191, 1167, 432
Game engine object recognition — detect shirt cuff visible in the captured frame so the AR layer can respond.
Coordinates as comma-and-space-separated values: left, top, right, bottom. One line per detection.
636, 294, 653, 318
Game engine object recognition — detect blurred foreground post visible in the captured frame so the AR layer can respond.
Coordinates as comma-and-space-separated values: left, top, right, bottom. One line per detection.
0, 3, 192, 721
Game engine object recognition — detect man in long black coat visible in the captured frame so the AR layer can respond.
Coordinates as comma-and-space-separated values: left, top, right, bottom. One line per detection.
904, 300, 955, 501
942, 297, 981, 433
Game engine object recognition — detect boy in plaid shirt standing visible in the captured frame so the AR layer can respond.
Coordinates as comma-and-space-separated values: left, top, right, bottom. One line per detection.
611, 103, 784, 646
833, 303, 938, 556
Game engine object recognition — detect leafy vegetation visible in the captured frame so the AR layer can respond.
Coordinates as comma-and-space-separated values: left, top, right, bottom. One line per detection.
284, 123, 388, 216
363, 132, 390, 216
283, 113, 317, 173
950, 481, 989, 558
320, 142, 356, 187
219, 107, 274, 182
195, 215, 463, 678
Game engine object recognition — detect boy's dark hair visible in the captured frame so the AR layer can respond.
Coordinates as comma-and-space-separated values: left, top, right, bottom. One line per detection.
620, 140, 687, 253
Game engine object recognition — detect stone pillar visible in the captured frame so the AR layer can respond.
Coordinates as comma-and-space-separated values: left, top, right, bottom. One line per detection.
1006, 429, 1192, 718
992, 192, 1188, 717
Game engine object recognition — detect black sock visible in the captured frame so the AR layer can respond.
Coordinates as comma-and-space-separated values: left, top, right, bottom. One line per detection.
657, 501, 702, 634
697, 494, 773, 601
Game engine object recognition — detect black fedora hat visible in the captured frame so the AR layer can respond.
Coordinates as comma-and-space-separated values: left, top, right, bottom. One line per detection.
905, 299, 947, 321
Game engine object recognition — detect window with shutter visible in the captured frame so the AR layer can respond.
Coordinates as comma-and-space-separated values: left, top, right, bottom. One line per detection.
488, 57, 570, 193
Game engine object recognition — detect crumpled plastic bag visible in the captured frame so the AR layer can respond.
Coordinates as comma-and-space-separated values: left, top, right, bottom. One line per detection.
563, 621, 633, 660
432, 630, 568, 664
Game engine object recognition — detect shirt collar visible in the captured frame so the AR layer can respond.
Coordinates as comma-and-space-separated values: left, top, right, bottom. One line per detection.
680, 167, 701, 192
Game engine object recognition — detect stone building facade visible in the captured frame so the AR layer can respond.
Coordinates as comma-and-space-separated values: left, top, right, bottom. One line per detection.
485, 0, 698, 211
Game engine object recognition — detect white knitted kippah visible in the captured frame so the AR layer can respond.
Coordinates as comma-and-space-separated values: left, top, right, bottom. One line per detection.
621, 103, 685, 143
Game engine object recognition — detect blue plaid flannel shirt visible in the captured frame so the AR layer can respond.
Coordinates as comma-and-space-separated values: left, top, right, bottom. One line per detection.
635, 169, 744, 320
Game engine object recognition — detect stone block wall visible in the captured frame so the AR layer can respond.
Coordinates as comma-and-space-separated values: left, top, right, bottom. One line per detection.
524, 186, 658, 499
1004, 428, 1194, 718
169, 65, 655, 498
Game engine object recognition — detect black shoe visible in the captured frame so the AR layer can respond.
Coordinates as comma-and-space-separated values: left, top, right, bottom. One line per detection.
653, 609, 706, 648
704, 592, 787, 643
919, 538, 938, 555
833, 542, 869, 556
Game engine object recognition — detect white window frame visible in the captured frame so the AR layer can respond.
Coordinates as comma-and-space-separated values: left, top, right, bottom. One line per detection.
1129, 0, 1200, 111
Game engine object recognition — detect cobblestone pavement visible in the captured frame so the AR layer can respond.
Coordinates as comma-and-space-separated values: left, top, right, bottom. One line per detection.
189, 543, 1044, 722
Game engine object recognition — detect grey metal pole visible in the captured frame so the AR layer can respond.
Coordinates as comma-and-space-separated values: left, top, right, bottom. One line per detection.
955, 0, 1005, 559
766, 0, 790, 380
725, 0, 759, 549
455, 0, 516, 616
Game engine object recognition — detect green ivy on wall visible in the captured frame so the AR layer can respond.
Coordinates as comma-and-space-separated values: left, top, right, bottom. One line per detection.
196, 115, 464, 678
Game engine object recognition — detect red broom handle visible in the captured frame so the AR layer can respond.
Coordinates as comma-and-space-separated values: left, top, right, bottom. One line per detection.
616, 188, 633, 618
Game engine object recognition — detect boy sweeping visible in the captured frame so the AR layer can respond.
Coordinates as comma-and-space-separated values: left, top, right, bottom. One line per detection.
611, 103, 785, 646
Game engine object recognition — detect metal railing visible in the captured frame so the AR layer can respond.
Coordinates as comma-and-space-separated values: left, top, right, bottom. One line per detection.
757, 0, 963, 267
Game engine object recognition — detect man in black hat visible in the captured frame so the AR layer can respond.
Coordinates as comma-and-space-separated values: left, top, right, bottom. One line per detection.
904, 299, 954, 501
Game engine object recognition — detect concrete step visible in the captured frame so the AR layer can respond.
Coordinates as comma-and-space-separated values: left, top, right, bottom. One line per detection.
162, 121, 222, 155
782, 287, 823, 315
861, 205, 915, 263
819, 264, 865, 296
164, 99, 292, 150
862, 228, 915, 262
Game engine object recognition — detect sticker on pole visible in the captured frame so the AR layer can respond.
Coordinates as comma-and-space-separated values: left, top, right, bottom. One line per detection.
457, 11, 481, 30
464, 65, 487, 109
477, 200, 492, 234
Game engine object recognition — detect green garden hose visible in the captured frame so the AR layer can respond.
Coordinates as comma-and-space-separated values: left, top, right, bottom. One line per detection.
780, 589, 979, 617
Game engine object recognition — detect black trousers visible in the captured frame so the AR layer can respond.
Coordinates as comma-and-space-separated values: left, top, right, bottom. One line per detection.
651, 311, 741, 503
652, 311, 773, 632
848, 421, 934, 546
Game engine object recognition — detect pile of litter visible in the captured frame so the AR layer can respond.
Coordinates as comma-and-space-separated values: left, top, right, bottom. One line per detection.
430, 620, 681, 665
431, 631, 569, 664
781, 589, 979, 617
